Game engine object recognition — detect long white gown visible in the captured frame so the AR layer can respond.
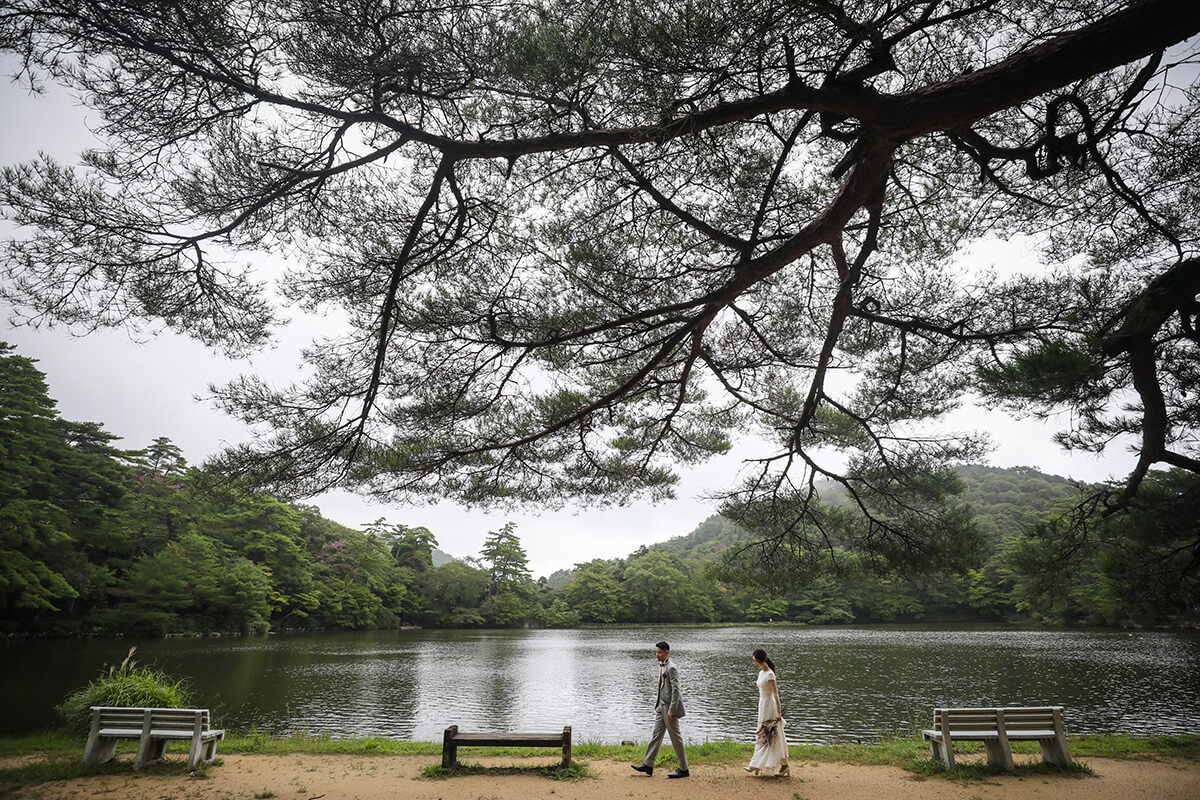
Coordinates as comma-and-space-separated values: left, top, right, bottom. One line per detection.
745, 668, 789, 776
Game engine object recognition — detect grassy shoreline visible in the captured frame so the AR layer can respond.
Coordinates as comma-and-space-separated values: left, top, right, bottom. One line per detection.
4, 731, 1198, 765
3, 731, 1198, 795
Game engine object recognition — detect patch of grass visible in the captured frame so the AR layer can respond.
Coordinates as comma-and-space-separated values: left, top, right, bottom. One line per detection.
572, 738, 751, 766
0, 758, 124, 798
55, 647, 192, 735
909, 756, 1096, 781
1070, 734, 1200, 760
577, 733, 1200, 779
0, 731, 77, 758
0, 754, 213, 798
422, 760, 592, 781
188, 757, 221, 777
224, 730, 440, 756
788, 736, 931, 768
2, 734, 1190, 786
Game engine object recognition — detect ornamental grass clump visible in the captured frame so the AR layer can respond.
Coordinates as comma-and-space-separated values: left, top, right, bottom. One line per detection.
55, 647, 192, 734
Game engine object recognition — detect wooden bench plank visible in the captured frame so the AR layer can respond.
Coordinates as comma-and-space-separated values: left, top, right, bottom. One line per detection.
442, 725, 572, 770
451, 734, 566, 745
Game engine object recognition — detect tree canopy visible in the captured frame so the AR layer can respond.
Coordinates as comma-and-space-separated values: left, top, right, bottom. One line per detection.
0, 340, 1191, 632
2, 1, 1198, 579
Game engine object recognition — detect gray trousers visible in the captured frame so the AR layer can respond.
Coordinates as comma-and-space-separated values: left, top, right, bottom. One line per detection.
642, 706, 688, 769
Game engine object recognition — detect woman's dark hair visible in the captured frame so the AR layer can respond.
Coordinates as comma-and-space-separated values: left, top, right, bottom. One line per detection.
752, 648, 776, 672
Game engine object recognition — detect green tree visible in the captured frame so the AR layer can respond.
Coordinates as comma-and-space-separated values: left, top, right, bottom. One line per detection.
537, 596, 581, 628
3, 2, 1198, 586
418, 560, 489, 627
0, 343, 127, 616
1004, 469, 1200, 625
745, 597, 788, 622
206, 493, 319, 625
477, 522, 535, 626
383, 522, 438, 572
123, 532, 271, 635
623, 550, 714, 622
561, 569, 626, 623
312, 527, 408, 629
480, 522, 532, 593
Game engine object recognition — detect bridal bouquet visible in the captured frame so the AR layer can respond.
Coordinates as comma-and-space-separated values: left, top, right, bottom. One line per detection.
756, 718, 781, 747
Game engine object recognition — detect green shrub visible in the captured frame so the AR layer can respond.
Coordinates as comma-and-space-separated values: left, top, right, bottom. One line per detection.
55, 647, 192, 734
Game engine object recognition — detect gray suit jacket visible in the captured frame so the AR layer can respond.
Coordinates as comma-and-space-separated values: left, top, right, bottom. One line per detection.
656, 660, 686, 718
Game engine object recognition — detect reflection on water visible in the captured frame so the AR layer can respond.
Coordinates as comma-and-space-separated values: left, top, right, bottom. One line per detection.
5, 627, 1199, 742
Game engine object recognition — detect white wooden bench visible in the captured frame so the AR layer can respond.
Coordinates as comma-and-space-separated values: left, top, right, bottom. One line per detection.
922, 706, 1071, 771
442, 725, 572, 769
83, 706, 225, 770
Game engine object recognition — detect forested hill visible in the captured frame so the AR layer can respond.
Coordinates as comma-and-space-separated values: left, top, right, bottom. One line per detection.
4, 340, 1194, 632
651, 465, 1082, 562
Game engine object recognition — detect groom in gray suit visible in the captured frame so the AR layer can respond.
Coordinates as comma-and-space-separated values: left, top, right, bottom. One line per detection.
631, 640, 689, 778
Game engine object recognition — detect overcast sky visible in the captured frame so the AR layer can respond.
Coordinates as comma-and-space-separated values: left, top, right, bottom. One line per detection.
0, 59, 1137, 577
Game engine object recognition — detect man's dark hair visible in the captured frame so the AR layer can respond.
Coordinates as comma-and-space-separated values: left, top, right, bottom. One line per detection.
655, 641, 670, 651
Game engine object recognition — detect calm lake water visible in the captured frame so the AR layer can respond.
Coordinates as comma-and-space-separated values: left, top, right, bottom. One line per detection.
4, 626, 1199, 742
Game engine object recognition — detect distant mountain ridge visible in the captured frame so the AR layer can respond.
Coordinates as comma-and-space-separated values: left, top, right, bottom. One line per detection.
623, 464, 1082, 568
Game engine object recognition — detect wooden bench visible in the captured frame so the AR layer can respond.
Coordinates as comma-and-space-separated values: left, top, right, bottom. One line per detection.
83, 706, 225, 770
441, 725, 572, 769
922, 706, 1071, 771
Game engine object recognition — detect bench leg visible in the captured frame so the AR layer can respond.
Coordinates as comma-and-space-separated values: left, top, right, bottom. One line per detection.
188, 741, 203, 770
85, 736, 117, 766
136, 737, 169, 770
984, 739, 1014, 772
928, 737, 956, 768
83, 712, 104, 766
1039, 737, 1071, 767
135, 735, 154, 770
562, 726, 571, 769
153, 739, 169, 761
442, 726, 458, 769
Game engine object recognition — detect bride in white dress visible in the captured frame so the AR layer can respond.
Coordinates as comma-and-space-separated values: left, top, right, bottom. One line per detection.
744, 648, 789, 777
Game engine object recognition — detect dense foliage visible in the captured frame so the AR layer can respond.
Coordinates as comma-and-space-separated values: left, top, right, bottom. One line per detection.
54, 647, 191, 734
1, 2, 1197, 588
4, 342, 1195, 633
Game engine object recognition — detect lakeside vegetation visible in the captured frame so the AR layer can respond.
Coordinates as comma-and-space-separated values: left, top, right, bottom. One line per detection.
2, 729, 1197, 794
3, 342, 1198, 638
4, 728, 1199, 763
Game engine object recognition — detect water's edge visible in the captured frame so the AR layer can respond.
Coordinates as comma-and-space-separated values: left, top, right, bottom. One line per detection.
7, 626, 1198, 742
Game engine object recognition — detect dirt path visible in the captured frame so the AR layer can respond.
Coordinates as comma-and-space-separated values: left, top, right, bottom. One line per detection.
7, 752, 1199, 800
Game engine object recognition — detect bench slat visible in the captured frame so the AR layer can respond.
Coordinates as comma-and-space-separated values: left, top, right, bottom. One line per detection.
100, 724, 206, 729
932, 721, 1056, 729
90, 710, 213, 714
452, 735, 565, 745
933, 706, 1063, 713
99, 728, 224, 740
923, 729, 1057, 740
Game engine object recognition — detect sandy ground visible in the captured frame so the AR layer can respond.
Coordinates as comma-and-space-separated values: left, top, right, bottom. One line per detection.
5, 752, 1199, 800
